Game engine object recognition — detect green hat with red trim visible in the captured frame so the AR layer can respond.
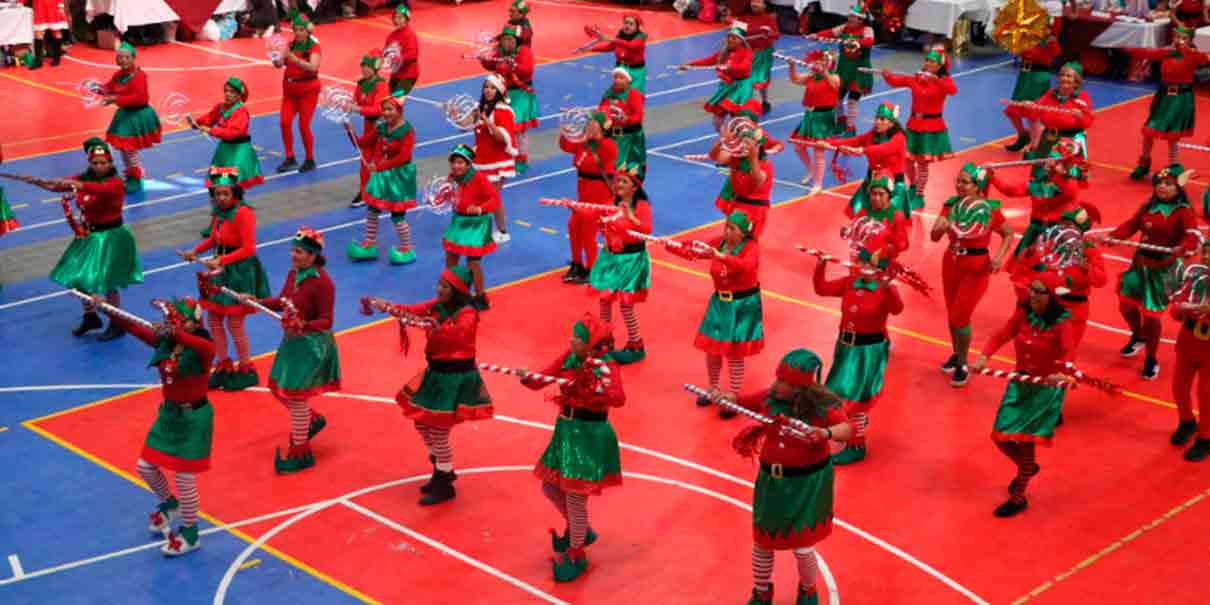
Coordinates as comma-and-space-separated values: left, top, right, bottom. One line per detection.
395, 4, 410, 17
83, 137, 112, 160
874, 102, 900, 122
441, 265, 473, 295
449, 143, 476, 163
776, 349, 824, 387
868, 172, 893, 193
1061, 61, 1083, 77
1153, 163, 1195, 187
727, 21, 749, 43
1059, 206, 1094, 232
293, 226, 324, 254
961, 162, 990, 192
500, 24, 523, 40
117, 41, 136, 58
512, 0, 530, 15
848, 4, 866, 18
208, 166, 240, 188
225, 76, 249, 101
727, 211, 753, 235
361, 49, 382, 69
170, 297, 204, 323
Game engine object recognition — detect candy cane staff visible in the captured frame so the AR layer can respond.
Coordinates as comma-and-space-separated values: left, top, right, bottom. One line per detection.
506, 0, 535, 47
1003, 16, 1062, 152
1170, 239, 1210, 461
679, 23, 760, 132
986, 137, 1084, 264
586, 13, 648, 94
559, 112, 617, 284
881, 45, 956, 199
28, 0, 68, 68
188, 77, 265, 189
473, 74, 518, 244
0, 145, 18, 238
481, 25, 537, 175
929, 163, 1014, 387
384, 5, 420, 94
350, 50, 391, 208
274, 10, 322, 174
249, 228, 341, 474
744, 0, 780, 116
971, 271, 1078, 518
853, 173, 911, 258
829, 102, 917, 218
599, 67, 646, 179
515, 313, 625, 583
178, 168, 272, 391
667, 212, 764, 419
101, 42, 162, 193
710, 118, 782, 239
1122, 24, 1209, 181
787, 49, 840, 194
33, 138, 145, 341
733, 349, 853, 605
444, 144, 501, 310
93, 295, 215, 555
588, 164, 653, 364
1102, 164, 1202, 381
811, 229, 904, 466
346, 91, 418, 265
373, 266, 493, 505
812, 5, 874, 136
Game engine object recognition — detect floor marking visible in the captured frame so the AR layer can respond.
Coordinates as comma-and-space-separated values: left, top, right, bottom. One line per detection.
538, 226, 558, 234
0, 427, 8, 433
0, 72, 81, 100
7, 554, 23, 578
0, 384, 156, 394
62, 54, 262, 72
238, 559, 261, 571
513, 219, 532, 227
10, 204, 27, 210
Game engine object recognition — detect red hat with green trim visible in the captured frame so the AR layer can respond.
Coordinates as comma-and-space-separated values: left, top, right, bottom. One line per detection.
776, 348, 824, 387
293, 226, 324, 253
441, 265, 473, 295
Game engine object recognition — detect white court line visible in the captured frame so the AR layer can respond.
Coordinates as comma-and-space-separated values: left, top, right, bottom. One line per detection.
8, 554, 24, 579
0, 384, 155, 394
62, 55, 261, 73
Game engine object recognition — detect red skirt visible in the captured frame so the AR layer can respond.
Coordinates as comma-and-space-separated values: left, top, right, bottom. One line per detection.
32, 0, 69, 31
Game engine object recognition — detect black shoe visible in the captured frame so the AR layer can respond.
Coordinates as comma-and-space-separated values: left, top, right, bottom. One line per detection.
29, 39, 43, 70
561, 263, 582, 284
349, 193, 365, 208
420, 454, 438, 494
950, 365, 969, 387
299, 159, 316, 173
276, 158, 299, 173
1004, 133, 1029, 152
1141, 358, 1160, 381
72, 312, 103, 337
471, 294, 490, 310
719, 407, 737, 419
1171, 420, 1198, 446
418, 470, 457, 505
1185, 438, 1210, 462
1119, 336, 1144, 358
47, 36, 62, 66
570, 264, 591, 285
994, 498, 1028, 517
940, 354, 959, 374
695, 395, 711, 407
761, 101, 772, 116
97, 323, 126, 342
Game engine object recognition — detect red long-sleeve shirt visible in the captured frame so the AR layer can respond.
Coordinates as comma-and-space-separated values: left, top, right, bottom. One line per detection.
602, 198, 653, 252
560, 136, 617, 205
758, 403, 849, 466
482, 45, 535, 90
392, 300, 478, 361
507, 18, 534, 47
358, 121, 415, 171
1062, 246, 1108, 298
742, 14, 780, 52
283, 38, 320, 81
453, 169, 502, 214
990, 171, 1081, 224
982, 309, 1073, 376
883, 72, 956, 132
196, 102, 251, 142
355, 76, 390, 137
103, 68, 150, 107
718, 157, 773, 203
800, 73, 839, 109
815, 23, 874, 61
855, 206, 911, 257
831, 130, 907, 176
260, 268, 335, 334
671, 236, 761, 292
194, 204, 256, 266
384, 26, 419, 81
522, 353, 625, 412
117, 317, 216, 403
1027, 88, 1093, 131
599, 86, 644, 127
812, 264, 904, 334
1123, 47, 1209, 84
591, 32, 647, 66
690, 46, 753, 84
52, 175, 126, 225
1109, 201, 1201, 266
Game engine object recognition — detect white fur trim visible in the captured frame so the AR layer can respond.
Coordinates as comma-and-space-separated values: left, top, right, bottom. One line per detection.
612, 67, 632, 81
486, 74, 508, 96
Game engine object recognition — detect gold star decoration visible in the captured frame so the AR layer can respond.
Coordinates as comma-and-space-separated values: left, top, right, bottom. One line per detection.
993, 0, 1051, 56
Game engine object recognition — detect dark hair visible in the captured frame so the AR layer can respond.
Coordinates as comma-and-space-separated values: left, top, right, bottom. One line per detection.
312, 253, 327, 268
1148, 186, 1191, 211
209, 182, 245, 202
478, 89, 501, 117
788, 383, 843, 421
1022, 295, 1067, 325
438, 290, 473, 318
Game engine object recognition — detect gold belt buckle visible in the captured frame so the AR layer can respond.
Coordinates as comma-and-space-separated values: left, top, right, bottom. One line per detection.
840, 331, 856, 346
771, 463, 784, 479
1195, 320, 1210, 341
612, 127, 623, 137
1045, 128, 1059, 139
560, 407, 574, 420
718, 290, 734, 302
1167, 86, 1181, 96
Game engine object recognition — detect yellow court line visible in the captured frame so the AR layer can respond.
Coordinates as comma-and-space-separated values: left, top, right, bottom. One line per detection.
0, 72, 83, 100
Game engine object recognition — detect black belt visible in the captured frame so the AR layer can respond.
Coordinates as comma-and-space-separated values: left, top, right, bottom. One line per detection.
429, 358, 476, 372
734, 196, 770, 207
1020, 61, 1048, 72
1044, 128, 1081, 138
715, 286, 759, 302
1060, 294, 1088, 303
215, 245, 236, 255
168, 399, 208, 412
912, 112, 943, 119
1161, 84, 1193, 95
617, 61, 645, 69
1138, 248, 1171, 261
225, 136, 252, 144
838, 331, 886, 346
560, 406, 608, 421
87, 218, 124, 232
1029, 218, 1057, 228
285, 76, 318, 83
508, 84, 533, 90
760, 457, 830, 478
620, 242, 646, 254
949, 246, 988, 256
611, 123, 642, 135
577, 171, 606, 181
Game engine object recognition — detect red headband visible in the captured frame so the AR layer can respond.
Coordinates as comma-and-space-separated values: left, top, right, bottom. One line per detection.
441, 268, 471, 295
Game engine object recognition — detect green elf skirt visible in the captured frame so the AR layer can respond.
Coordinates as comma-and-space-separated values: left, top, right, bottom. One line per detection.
618, 63, 646, 94
905, 129, 954, 161
588, 246, 651, 304
991, 381, 1066, 446
397, 362, 493, 429
268, 331, 342, 400
106, 105, 162, 151
210, 140, 264, 189
443, 212, 497, 258
1143, 88, 1195, 140
199, 256, 272, 316
751, 47, 775, 90
837, 57, 873, 94
50, 225, 144, 294
824, 336, 889, 413
789, 108, 838, 142
704, 77, 756, 116
614, 128, 647, 176
1010, 69, 1051, 103
364, 161, 418, 213
848, 175, 920, 218
508, 87, 540, 130
752, 458, 835, 549
534, 414, 622, 496
142, 400, 214, 472
693, 290, 764, 358
1118, 258, 1181, 316
0, 187, 18, 235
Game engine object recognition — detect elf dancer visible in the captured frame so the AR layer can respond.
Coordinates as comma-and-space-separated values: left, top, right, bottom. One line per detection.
1018, 63, 1093, 161
813, 6, 874, 136
1103, 164, 1202, 380
190, 77, 264, 189
854, 174, 911, 259
102, 42, 162, 193
36, 138, 144, 341
744, 0, 780, 116
346, 92, 417, 265
708, 118, 781, 239
588, 13, 648, 94
811, 229, 904, 465
735, 349, 853, 605
384, 5, 419, 94
507, 0, 534, 47
351, 50, 390, 208
1003, 24, 1061, 152
517, 313, 625, 583
473, 74, 518, 244
680, 24, 758, 132
668, 212, 763, 419
972, 271, 1077, 517
274, 12, 321, 174
929, 163, 1014, 387
589, 165, 652, 364
987, 138, 1084, 262
1170, 238, 1210, 461
881, 46, 956, 198
180, 168, 271, 391
829, 102, 917, 218
29, 0, 68, 68
444, 145, 500, 310
599, 67, 646, 179
1123, 25, 1209, 180
372, 266, 492, 505
253, 228, 341, 474
787, 49, 840, 194
0, 146, 18, 237
559, 112, 617, 284
95, 295, 214, 555
481, 26, 537, 176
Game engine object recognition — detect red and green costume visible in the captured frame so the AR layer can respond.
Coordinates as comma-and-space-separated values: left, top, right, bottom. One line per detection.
688, 28, 757, 117
990, 168, 1082, 261
814, 22, 874, 94
883, 70, 956, 161
1023, 85, 1093, 162
262, 266, 341, 400
194, 203, 271, 315
103, 66, 162, 153
560, 131, 616, 273
197, 80, 264, 189
394, 295, 493, 428
359, 118, 418, 213
383, 9, 419, 94
588, 192, 652, 304
48, 160, 144, 295
591, 23, 647, 93
1005, 36, 1060, 116
1124, 45, 1208, 140
355, 68, 390, 194
940, 195, 1006, 330
709, 129, 781, 239
1110, 193, 1201, 316
670, 231, 764, 359
599, 82, 646, 176
831, 125, 919, 217
982, 306, 1072, 445
0, 186, 17, 235
443, 166, 501, 258
1171, 294, 1210, 448
743, 13, 779, 91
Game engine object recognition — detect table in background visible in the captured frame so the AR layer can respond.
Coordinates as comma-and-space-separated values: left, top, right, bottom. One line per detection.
0, 4, 32, 47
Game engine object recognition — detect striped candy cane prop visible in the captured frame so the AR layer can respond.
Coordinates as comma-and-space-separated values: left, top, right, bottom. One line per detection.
1178, 142, 1210, 153
973, 367, 1071, 389
998, 99, 1081, 117
981, 158, 1050, 169
68, 290, 154, 329
1063, 363, 1122, 395
683, 384, 817, 440
796, 245, 934, 297
479, 363, 571, 386
624, 229, 712, 255
539, 198, 617, 213
1098, 237, 1184, 256
358, 296, 438, 329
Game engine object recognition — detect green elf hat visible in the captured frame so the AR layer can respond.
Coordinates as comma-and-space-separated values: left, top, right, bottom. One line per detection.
572, 312, 611, 350
1061, 61, 1084, 78
867, 172, 893, 193
961, 162, 990, 193
395, 4, 410, 18
924, 44, 949, 71
1175, 23, 1195, 37
116, 41, 136, 58
449, 143, 476, 163
1059, 206, 1094, 232
500, 25, 523, 40
225, 76, 249, 101
170, 297, 204, 323
1153, 163, 1195, 188
617, 163, 644, 184
726, 211, 753, 236
441, 265, 473, 295
382, 90, 407, 111
874, 102, 900, 122
591, 111, 612, 130
848, 4, 866, 18
293, 226, 325, 254
288, 8, 310, 29
361, 49, 382, 69
208, 166, 241, 188
776, 348, 824, 387
82, 136, 112, 160
512, 0, 530, 15
727, 21, 749, 43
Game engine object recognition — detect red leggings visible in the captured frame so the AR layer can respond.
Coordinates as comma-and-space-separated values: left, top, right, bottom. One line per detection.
568, 211, 599, 268
1174, 328, 1210, 438
281, 80, 320, 161
941, 251, 990, 329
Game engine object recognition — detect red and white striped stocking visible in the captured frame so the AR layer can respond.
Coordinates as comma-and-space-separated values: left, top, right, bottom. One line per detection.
1168, 141, 1180, 167
119, 149, 143, 178
542, 482, 569, 521
137, 458, 173, 501
566, 493, 590, 549
227, 314, 250, 364
619, 303, 641, 344
417, 423, 453, 471
363, 210, 381, 246
599, 299, 612, 324
751, 544, 774, 591
850, 411, 869, 447
706, 354, 723, 390
845, 99, 858, 130
913, 160, 930, 197
277, 395, 312, 444
175, 472, 200, 527
727, 357, 745, 394
392, 215, 413, 252
207, 313, 229, 363
794, 547, 819, 596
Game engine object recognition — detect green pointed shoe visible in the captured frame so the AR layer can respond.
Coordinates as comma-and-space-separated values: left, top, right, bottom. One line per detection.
747, 586, 774, 605
796, 587, 820, 605
550, 527, 598, 553
208, 360, 233, 390
274, 443, 316, 475
223, 363, 259, 391
347, 240, 379, 261
124, 177, 144, 193
831, 444, 866, 466
551, 548, 588, 582
307, 413, 327, 440
611, 340, 646, 365
1129, 158, 1151, 182
388, 247, 417, 265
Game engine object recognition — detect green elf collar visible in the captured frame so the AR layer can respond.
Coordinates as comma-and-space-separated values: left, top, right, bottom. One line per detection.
220, 100, 244, 120
603, 86, 629, 101
1027, 175, 1059, 199
294, 266, 319, 286
457, 167, 477, 186
1025, 306, 1070, 331
852, 276, 879, 291
291, 35, 316, 55
1147, 197, 1188, 218
358, 75, 385, 95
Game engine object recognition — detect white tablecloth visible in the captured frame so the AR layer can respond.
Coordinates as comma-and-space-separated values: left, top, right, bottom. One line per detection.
86, 0, 181, 33
1197, 25, 1210, 51
0, 5, 32, 46
1089, 16, 1170, 48
820, 0, 995, 35
215, 0, 249, 14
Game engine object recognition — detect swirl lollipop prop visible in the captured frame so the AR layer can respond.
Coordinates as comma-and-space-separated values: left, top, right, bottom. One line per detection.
559, 107, 592, 143
1037, 226, 1085, 269
948, 198, 993, 239
443, 93, 479, 131
840, 216, 887, 254
381, 42, 403, 78
422, 174, 458, 216
265, 32, 289, 63
1168, 263, 1210, 309
463, 30, 499, 61
318, 86, 355, 124
720, 115, 758, 155
158, 91, 192, 127
76, 79, 105, 108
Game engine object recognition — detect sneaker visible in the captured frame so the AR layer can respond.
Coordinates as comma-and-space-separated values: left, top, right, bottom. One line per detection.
570, 264, 591, 285
561, 263, 582, 284
492, 230, 511, 244
1141, 358, 1159, 381
810, 184, 823, 196
299, 159, 316, 173
349, 193, 365, 208
1185, 438, 1210, 462
148, 496, 179, 533
1119, 336, 1144, 358
940, 354, 960, 374
276, 158, 299, 173
800, 175, 812, 185
950, 365, 969, 387
1171, 420, 1198, 446
161, 524, 200, 556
